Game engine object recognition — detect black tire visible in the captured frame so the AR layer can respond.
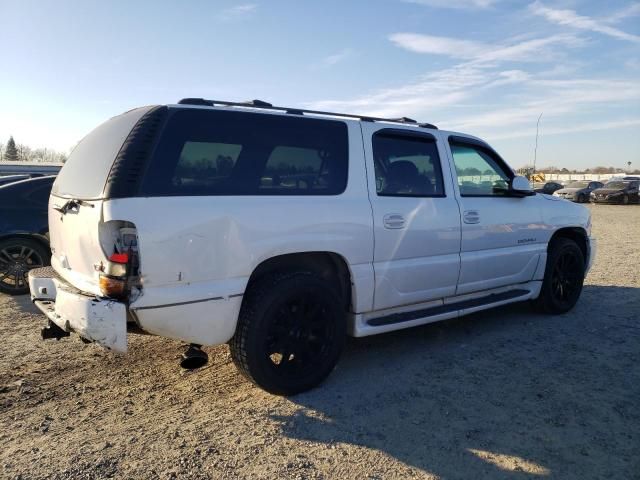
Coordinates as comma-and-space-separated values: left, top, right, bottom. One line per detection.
534, 237, 585, 314
230, 272, 346, 395
577, 194, 586, 203
0, 237, 50, 295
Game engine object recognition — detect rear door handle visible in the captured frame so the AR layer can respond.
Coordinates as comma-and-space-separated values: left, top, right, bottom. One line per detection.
463, 210, 480, 224
383, 213, 406, 229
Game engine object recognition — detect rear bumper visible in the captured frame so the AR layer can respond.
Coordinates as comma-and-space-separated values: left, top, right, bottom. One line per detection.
29, 267, 127, 352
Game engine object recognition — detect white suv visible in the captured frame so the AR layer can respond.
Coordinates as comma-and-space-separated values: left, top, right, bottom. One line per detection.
29, 98, 595, 395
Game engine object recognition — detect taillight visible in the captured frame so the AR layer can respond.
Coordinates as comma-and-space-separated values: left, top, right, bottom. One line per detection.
99, 274, 127, 298
98, 222, 139, 299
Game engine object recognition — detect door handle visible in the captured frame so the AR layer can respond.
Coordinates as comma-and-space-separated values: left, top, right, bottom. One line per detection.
463, 210, 480, 224
383, 213, 406, 229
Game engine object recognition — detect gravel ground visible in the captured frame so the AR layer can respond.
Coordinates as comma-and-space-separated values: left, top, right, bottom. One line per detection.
1, 204, 638, 480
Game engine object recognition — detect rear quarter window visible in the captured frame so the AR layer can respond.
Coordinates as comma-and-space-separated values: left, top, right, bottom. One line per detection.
52, 106, 154, 199
139, 109, 349, 196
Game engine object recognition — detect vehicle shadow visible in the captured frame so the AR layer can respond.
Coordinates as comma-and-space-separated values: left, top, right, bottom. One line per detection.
272, 285, 639, 479
11, 292, 41, 314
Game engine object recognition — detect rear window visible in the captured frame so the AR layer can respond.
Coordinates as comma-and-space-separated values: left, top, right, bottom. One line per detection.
52, 106, 153, 199
139, 109, 349, 196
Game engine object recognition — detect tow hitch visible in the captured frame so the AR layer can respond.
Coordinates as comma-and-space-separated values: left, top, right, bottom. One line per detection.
41, 320, 70, 340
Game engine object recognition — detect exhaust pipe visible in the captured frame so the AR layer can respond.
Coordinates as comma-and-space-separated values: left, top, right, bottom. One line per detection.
41, 320, 70, 340
180, 344, 208, 370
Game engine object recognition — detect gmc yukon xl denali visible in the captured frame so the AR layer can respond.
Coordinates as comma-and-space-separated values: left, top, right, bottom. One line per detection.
29, 98, 595, 395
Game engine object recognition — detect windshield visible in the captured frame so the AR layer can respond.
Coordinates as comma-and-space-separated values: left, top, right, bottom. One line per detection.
605, 182, 626, 189
566, 181, 589, 188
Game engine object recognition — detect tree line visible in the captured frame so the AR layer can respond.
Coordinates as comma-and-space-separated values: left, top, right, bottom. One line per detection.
0, 136, 68, 163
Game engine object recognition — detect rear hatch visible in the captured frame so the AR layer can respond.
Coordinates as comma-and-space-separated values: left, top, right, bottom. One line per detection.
49, 106, 156, 295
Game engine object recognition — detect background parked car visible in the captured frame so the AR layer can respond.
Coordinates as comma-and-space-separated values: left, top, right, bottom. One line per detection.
590, 180, 640, 205
0, 176, 55, 294
0, 174, 31, 187
534, 181, 564, 195
0, 162, 62, 177
553, 180, 604, 203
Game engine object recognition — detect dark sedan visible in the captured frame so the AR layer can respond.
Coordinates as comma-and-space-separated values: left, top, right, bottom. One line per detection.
534, 181, 564, 195
0, 174, 31, 187
553, 180, 604, 203
590, 180, 640, 205
0, 176, 55, 294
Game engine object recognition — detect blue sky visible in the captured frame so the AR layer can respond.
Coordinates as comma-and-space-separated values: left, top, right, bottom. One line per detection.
1, 0, 639, 169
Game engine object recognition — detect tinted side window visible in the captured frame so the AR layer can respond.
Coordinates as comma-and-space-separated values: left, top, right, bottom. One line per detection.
373, 132, 445, 197
172, 142, 242, 189
450, 143, 511, 196
140, 109, 348, 196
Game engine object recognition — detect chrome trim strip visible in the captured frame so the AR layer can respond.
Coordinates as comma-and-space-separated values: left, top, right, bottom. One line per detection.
133, 294, 243, 311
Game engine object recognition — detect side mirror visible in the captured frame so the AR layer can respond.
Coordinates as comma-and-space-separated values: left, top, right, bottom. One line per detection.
510, 175, 534, 196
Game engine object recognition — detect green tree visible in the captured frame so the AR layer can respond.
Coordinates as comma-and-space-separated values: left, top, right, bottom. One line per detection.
5, 136, 18, 161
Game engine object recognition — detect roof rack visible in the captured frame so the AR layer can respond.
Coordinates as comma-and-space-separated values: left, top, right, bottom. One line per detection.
177, 98, 438, 129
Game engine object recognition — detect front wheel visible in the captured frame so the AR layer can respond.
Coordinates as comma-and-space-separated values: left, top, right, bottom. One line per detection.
534, 238, 585, 314
230, 272, 346, 395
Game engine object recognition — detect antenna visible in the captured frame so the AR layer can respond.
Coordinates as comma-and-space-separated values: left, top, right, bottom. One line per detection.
533, 112, 543, 175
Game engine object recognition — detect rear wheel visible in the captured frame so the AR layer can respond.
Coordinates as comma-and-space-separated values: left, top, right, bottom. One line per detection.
230, 272, 346, 395
534, 237, 585, 314
0, 238, 50, 295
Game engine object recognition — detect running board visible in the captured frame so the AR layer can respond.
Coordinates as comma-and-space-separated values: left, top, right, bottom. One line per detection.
367, 289, 529, 327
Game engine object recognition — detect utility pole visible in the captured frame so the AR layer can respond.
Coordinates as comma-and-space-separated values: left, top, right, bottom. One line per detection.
533, 112, 543, 175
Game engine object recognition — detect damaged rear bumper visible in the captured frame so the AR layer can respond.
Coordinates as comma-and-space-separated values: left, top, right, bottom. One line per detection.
28, 266, 127, 353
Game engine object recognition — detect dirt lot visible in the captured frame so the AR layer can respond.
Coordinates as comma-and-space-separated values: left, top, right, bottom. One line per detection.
1, 204, 638, 480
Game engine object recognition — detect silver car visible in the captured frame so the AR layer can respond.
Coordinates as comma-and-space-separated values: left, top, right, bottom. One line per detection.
554, 180, 604, 203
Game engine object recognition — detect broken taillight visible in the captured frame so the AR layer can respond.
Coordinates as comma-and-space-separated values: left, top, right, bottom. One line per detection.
98, 223, 139, 299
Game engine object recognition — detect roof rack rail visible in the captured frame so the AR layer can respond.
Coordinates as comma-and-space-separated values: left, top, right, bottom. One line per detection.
176, 98, 438, 129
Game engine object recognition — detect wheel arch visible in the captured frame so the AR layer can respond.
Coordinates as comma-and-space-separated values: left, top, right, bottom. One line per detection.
548, 227, 588, 263
246, 251, 354, 312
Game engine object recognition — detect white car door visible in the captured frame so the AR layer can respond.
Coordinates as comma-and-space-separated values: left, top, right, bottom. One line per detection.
362, 124, 461, 311
445, 135, 545, 295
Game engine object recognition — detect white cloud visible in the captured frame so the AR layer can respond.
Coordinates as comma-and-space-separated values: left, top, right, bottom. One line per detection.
486, 118, 640, 140
446, 78, 640, 132
217, 3, 257, 21
317, 49, 354, 68
308, 25, 638, 144
389, 33, 490, 59
307, 63, 518, 118
389, 32, 583, 64
530, 1, 640, 43
402, 0, 497, 9
604, 2, 640, 24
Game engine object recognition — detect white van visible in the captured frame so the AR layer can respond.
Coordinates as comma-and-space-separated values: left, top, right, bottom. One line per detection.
29, 98, 594, 395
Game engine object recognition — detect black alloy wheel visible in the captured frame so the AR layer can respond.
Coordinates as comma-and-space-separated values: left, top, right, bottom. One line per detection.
230, 272, 346, 395
534, 237, 585, 314
550, 250, 582, 305
0, 238, 49, 295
